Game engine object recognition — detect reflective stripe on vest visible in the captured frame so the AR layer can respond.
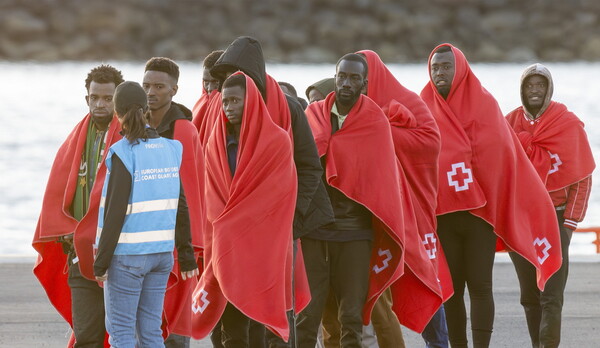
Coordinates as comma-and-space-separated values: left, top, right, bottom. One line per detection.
97, 137, 182, 256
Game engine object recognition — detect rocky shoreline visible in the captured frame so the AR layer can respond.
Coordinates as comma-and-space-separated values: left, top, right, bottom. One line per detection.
3, 0, 600, 63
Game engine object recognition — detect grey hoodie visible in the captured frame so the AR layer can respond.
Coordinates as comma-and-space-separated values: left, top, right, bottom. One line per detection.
520, 63, 554, 120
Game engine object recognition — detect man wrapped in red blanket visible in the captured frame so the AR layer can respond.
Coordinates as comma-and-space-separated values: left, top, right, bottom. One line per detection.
506, 63, 595, 348
32, 65, 124, 347
420, 44, 562, 348
191, 72, 305, 344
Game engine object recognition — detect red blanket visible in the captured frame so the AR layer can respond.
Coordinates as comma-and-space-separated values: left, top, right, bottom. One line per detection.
420, 43, 562, 290
265, 74, 293, 136
163, 118, 207, 336
191, 73, 299, 341
32, 115, 121, 342
306, 92, 442, 331
506, 101, 595, 191
262, 73, 313, 313
191, 87, 207, 131
192, 89, 222, 147
359, 50, 453, 304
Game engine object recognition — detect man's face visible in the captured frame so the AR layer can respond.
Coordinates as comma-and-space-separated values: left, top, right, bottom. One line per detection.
308, 89, 326, 104
523, 75, 548, 110
222, 85, 245, 126
142, 70, 178, 111
430, 51, 455, 99
86, 81, 116, 123
203, 68, 220, 94
335, 60, 367, 108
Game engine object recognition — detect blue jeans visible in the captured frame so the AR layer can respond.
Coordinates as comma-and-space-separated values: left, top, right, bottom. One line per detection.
422, 306, 449, 348
104, 252, 173, 348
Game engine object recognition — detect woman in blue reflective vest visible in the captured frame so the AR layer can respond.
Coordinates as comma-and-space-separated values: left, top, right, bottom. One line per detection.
93, 81, 198, 347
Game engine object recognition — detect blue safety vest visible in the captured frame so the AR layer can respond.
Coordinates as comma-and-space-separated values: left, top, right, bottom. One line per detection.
97, 137, 183, 255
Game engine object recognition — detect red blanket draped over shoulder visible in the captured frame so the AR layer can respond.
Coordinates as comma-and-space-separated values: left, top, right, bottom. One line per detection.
192, 89, 223, 147
32, 115, 121, 336
506, 101, 595, 191
263, 72, 312, 313
359, 50, 453, 306
264, 73, 293, 136
420, 43, 561, 290
163, 118, 207, 337
305, 93, 440, 331
191, 73, 298, 341
191, 87, 207, 131
192, 86, 214, 132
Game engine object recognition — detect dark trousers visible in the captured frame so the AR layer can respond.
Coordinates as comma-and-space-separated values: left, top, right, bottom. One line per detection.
218, 302, 266, 348
322, 288, 406, 348
265, 311, 296, 348
210, 321, 225, 348
165, 334, 190, 348
264, 241, 299, 348
67, 262, 106, 348
421, 305, 449, 348
509, 210, 572, 348
437, 211, 497, 348
296, 238, 372, 348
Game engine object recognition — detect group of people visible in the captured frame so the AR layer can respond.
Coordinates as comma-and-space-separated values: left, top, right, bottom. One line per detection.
32, 36, 594, 348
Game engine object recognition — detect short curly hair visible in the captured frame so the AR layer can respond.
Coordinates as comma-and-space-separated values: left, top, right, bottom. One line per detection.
222, 74, 246, 91
145, 57, 180, 82
203, 50, 225, 70
84, 64, 124, 92
336, 53, 368, 79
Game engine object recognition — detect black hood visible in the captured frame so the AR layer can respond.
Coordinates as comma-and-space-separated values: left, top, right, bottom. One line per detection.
210, 36, 267, 97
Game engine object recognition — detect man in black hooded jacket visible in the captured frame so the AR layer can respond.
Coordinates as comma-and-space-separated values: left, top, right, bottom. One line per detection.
210, 36, 334, 348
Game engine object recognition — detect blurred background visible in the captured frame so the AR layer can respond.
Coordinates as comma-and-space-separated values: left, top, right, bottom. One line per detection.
3, 0, 600, 64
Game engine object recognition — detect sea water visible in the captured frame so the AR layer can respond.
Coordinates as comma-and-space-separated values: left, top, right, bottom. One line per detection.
2, 61, 599, 257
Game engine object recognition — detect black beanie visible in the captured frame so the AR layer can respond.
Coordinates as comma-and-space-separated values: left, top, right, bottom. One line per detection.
114, 81, 147, 116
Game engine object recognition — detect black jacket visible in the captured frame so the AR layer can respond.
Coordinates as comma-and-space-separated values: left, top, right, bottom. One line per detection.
212, 36, 334, 238
155, 102, 193, 139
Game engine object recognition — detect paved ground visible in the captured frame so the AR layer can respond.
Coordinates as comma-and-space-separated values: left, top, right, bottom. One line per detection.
1, 256, 598, 347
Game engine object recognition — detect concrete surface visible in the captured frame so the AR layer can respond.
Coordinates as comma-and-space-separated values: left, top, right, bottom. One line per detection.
1, 258, 598, 347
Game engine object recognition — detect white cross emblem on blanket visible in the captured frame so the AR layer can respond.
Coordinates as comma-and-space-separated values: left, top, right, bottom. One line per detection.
447, 162, 473, 192
548, 152, 562, 174
192, 289, 210, 314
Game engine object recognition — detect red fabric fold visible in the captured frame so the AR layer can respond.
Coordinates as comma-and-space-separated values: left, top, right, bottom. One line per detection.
192, 73, 299, 341
420, 43, 562, 290
305, 93, 440, 331
192, 89, 223, 147
163, 119, 207, 336
32, 115, 121, 346
506, 101, 595, 191
359, 50, 453, 307
265, 74, 293, 137
191, 88, 207, 131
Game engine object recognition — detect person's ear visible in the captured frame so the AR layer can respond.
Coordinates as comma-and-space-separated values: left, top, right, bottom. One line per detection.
171, 84, 178, 97
85, 95, 90, 106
